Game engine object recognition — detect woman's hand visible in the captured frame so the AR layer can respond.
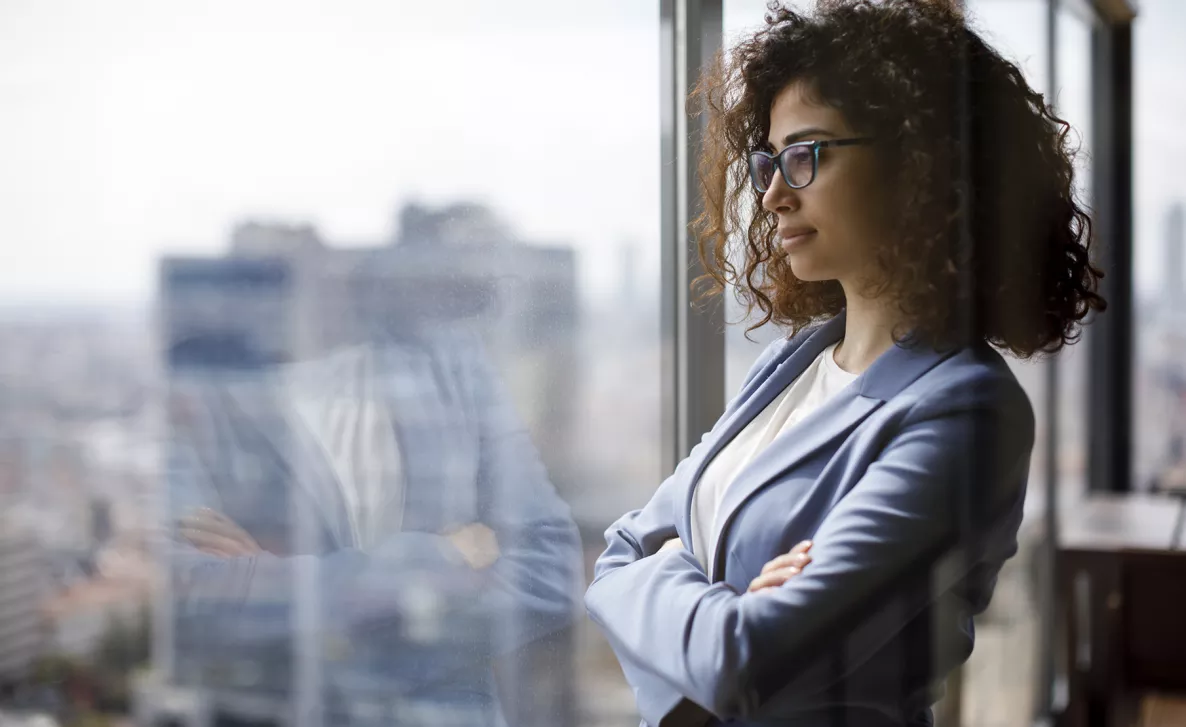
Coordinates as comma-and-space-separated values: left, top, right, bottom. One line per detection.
445, 522, 501, 570
178, 507, 265, 557
747, 540, 812, 593
658, 537, 685, 553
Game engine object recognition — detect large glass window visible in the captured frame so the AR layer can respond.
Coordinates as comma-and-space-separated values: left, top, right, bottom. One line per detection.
0, 3, 661, 726
1133, 0, 1186, 497
723, 0, 811, 397
1053, 3, 1096, 504
966, 0, 1052, 505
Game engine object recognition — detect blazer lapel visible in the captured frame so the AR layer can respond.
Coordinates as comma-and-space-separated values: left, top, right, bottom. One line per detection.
709, 388, 880, 579
678, 315, 847, 543
705, 326, 960, 581
244, 367, 355, 549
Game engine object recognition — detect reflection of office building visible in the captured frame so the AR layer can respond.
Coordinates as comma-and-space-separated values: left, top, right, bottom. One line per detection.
149, 257, 297, 727
0, 528, 47, 687
162, 258, 294, 372
145, 202, 578, 727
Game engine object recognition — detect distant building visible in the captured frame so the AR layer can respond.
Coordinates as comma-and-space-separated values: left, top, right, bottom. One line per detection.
161, 258, 294, 372
0, 527, 47, 687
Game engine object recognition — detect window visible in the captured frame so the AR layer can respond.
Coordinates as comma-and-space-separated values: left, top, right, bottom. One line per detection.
1054, 3, 1096, 503
1133, 0, 1186, 496
0, 3, 661, 725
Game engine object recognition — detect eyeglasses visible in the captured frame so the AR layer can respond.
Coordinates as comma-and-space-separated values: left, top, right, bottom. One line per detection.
747, 137, 874, 193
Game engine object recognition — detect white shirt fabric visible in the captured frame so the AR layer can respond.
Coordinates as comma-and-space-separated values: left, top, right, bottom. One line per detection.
690, 342, 857, 573
286, 345, 405, 552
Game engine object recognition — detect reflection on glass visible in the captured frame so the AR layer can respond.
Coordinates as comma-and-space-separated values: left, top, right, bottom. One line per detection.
723, 2, 812, 397
955, 3, 1055, 725
161, 219, 586, 725
718, 3, 1083, 727
0, 2, 661, 726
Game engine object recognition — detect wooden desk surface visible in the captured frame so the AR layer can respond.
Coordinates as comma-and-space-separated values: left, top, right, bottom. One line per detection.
1058, 493, 1186, 553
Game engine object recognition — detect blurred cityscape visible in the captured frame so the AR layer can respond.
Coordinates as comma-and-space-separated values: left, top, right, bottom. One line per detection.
0, 199, 664, 727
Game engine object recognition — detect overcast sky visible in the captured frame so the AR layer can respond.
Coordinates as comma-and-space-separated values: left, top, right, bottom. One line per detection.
1, 0, 1182, 305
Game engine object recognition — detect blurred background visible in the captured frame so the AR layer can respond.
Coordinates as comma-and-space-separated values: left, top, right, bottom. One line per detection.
0, 1, 1182, 726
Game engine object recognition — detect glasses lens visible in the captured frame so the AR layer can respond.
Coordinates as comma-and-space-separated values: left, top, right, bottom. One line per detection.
748, 152, 774, 192
782, 145, 815, 188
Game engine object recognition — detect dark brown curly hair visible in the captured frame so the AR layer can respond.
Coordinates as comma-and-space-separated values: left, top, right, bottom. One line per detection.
691, 0, 1106, 357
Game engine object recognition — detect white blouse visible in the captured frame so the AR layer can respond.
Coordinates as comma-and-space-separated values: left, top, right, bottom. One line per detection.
690, 342, 857, 573
286, 345, 405, 552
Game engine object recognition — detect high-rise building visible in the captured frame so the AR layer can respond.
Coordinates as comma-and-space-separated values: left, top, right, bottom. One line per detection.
0, 526, 47, 687
148, 257, 298, 727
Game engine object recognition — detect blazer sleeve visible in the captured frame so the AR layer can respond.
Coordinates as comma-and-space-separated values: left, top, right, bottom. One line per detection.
594, 334, 790, 575
588, 337, 790, 726
584, 375, 1034, 721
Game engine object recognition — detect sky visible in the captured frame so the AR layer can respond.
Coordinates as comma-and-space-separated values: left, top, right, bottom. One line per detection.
1, 0, 1183, 305
0, 0, 661, 305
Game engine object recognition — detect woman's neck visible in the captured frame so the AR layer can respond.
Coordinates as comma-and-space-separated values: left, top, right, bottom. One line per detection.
833, 287, 903, 374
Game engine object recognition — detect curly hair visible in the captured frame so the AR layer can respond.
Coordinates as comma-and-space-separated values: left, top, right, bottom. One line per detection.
690, 0, 1106, 357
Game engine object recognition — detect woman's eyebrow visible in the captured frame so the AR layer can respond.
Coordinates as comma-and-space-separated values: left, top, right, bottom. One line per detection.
768, 126, 835, 150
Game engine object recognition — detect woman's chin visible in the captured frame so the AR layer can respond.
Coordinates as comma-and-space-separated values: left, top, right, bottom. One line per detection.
786, 258, 831, 283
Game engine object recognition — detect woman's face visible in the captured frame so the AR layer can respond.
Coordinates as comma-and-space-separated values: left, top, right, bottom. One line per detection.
761, 81, 890, 286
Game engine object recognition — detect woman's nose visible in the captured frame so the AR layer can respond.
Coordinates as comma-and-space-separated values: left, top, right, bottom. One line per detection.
761, 174, 800, 214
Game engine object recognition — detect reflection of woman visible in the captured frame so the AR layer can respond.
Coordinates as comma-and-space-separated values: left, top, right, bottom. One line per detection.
168, 322, 583, 726
586, 2, 1105, 726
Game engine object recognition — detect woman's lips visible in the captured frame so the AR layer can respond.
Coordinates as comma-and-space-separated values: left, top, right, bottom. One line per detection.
780, 230, 817, 249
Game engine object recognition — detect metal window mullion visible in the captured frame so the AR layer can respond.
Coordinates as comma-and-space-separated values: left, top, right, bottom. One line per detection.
1035, 2, 1063, 724
1087, 12, 1134, 496
660, 0, 725, 475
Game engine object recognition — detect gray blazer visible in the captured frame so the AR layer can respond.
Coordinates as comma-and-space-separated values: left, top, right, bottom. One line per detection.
585, 312, 1034, 727
167, 327, 584, 723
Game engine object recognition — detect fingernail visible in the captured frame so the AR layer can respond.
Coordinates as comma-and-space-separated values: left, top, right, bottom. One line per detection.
802, 540, 813, 548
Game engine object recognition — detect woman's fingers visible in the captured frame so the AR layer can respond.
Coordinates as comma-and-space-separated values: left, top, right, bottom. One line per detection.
446, 522, 500, 570
659, 537, 685, 553
748, 566, 802, 592
758, 552, 812, 576
749, 540, 813, 592
189, 509, 252, 539
179, 526, 248, 557
759, 540, 813, 576
178, 508, 263, 555
179, 517, 248, 547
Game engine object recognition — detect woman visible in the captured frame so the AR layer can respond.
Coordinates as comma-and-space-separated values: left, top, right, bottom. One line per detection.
585, 1, 1105, 726
166, 268, 584, 726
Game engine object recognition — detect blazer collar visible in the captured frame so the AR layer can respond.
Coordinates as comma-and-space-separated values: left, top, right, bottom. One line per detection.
676, 315, 844, 548
677, 310, 957, 579
857, 330, 956, 402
